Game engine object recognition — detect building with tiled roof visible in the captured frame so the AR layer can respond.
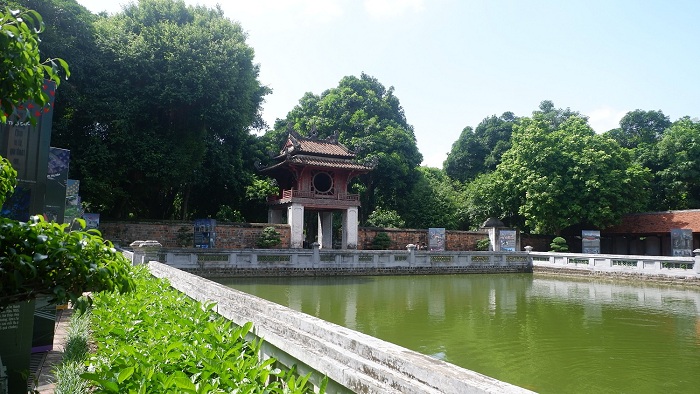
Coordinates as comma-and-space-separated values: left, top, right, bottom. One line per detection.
258, 127, 374, 249
601, 210, 700, 256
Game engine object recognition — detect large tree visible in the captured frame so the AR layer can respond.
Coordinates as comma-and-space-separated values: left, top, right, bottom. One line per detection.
444, 112, 517, 183
652, 117, 700, 210
606, 109, 671, 150
400, 167, 469, 230
487, 114, 650, 234
264, 73, 423, 223
26, 0, 269, 219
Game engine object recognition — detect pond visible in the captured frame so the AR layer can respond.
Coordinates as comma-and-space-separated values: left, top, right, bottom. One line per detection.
216, 274, 700, 393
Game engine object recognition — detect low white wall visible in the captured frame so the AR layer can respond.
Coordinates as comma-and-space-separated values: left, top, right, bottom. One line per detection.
529, 251, 699, 278
148, 262, 534, 394
152, 248, 531, 276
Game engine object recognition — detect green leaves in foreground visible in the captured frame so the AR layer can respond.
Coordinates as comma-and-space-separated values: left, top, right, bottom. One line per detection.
0, 215, 134, 311
84, 267, 321, 393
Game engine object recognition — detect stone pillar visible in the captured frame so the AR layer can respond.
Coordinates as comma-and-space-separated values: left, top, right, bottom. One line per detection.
693, 249, 700, 274
312, 242, 320, 265
268, 209, 284, 224
342, 207, 359, 249
318, 212, 333, 249
287, 203, 304, 249
130, 240, 162, 265
407, 244, 416, 265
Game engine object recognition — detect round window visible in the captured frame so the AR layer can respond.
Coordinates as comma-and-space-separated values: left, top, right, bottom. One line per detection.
313, 172, 333, 193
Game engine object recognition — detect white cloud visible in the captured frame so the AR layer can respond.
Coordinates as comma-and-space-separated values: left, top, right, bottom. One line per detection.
364, 0, 425, 18
586, 107, 627, 133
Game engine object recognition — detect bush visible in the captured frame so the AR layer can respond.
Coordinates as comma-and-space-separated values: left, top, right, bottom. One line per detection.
257, 226, 281, 248
0, 216, 135, 311
371, 232, 392, 250
366, 208, 405, 228
549, 236, 569, 252
475, 238, 491, 251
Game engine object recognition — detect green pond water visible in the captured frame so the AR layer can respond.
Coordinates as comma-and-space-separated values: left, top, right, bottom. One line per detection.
215, 274, 700, 393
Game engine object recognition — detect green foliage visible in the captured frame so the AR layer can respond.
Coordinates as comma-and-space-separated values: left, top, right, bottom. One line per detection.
444, 112, 517, 183
216, 205, 245, 223
549, 236, 569, 252
366, 207, 405, 228
371, 232, 392, 250
605, 109, 671, 150
0, 155, 17, 205
54, 310, 91, 394
175, 226, 192, 247
400, 167, 469, 230
653, 117, 700, 209
493, 114, 651, 234
475, 238, 491, 251
34, 0, 268, 220
257, 226, 281, 248
0, 215, 135, 311
0, 6, 69, 123
84, 266, 319, 393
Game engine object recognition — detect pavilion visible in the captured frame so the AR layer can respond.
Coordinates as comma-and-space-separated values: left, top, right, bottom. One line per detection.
258, 127, 374, 249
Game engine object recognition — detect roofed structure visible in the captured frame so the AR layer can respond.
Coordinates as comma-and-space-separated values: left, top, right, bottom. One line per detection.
258, 127, 374, 249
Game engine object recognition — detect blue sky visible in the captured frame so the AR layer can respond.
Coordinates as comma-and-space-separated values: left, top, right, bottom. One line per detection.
77, 0, 700, 167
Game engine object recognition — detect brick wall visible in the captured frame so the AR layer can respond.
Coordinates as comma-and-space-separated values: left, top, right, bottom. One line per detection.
100, 221, 487, 251
100, 221, 291, 249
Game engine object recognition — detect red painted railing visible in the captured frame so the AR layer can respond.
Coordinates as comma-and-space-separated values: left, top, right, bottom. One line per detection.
268, 189, 360, 202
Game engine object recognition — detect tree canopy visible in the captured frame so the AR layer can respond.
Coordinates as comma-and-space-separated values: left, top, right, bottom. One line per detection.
653, 117, 700, 210
26, 0, 269, 219
489, 115, 650, 234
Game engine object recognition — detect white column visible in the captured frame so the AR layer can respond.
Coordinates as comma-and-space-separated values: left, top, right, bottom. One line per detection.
287, 204, 304, 249
342, 207, 359, 249
318, 212, 333, 249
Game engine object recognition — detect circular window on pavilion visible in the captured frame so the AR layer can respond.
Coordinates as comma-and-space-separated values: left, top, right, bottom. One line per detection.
312, 171, 334, 195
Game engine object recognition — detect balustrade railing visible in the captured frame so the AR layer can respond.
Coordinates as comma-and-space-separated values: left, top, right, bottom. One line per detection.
529, 250, 700, 277
267, 189, 360, 203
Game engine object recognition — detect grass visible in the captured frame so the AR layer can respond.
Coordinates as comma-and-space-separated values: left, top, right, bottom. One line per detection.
52, 310, 91, 394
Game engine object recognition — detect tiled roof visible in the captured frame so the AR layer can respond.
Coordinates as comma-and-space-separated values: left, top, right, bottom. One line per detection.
603, 210, 700, 234
262, 155, 372, 172
279, 131, 356, 158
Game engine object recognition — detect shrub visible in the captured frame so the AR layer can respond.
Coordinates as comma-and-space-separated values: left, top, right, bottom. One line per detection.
216, 205, 245, 223
371, 232, 392, 250
549, 236, 569, 252
475, 238, 491, 251
366, 208, 405, 228
0, 216, 135, 311
257, 226, 281, 248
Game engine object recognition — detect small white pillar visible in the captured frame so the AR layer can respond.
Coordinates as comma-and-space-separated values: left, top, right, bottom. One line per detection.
288, 203, 304, 248
342, 207, 359, 249
318, 212, 333, 249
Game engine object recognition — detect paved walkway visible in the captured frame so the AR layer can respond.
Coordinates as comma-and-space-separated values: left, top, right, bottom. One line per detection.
30, 307, 72, 393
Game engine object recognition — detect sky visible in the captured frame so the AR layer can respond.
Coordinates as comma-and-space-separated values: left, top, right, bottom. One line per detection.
76, 0, 700, 168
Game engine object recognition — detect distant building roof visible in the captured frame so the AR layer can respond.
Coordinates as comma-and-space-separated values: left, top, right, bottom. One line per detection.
603, 210, 700, 234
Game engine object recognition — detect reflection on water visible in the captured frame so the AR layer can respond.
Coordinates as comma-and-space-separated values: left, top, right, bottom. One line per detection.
215, 274, 700, 393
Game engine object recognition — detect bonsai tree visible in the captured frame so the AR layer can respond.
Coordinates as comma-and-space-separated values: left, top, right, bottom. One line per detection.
371, 232, 392, 250
257, 226, 281, 248
549, 236, 569, 252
